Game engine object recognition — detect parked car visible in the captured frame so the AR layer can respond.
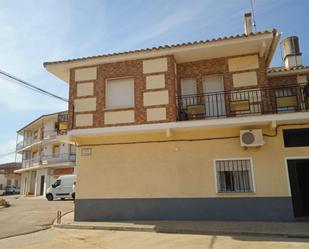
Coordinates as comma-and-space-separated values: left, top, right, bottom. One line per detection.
46, 175, 76, 201
4, 185, 20, 194
0, 189, 5, 196
72, 181, 76, 200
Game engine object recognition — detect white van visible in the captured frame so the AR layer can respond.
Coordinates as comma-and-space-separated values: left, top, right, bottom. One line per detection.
46, 175, 76, 201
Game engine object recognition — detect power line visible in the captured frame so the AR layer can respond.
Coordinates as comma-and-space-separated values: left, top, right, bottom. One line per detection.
0, 69, 68, 103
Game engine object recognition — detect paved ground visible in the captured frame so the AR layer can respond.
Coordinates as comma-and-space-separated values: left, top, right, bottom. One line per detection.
58, 212, 309, 238
0, 227, 309, 249
0, 195, 73, 239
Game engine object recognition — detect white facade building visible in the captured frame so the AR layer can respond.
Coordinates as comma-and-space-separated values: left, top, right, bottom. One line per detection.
15, 111, 76, 196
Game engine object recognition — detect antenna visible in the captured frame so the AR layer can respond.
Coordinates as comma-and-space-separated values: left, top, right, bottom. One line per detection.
250, 0, 257, 32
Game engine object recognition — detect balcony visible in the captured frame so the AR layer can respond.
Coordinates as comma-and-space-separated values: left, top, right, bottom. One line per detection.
22, 157, 40, 168
177, 84, 308, 121
43, 130, 57, 140
17, 128, 68, 151
22, 154, 76, 169
41, 153, 76, 165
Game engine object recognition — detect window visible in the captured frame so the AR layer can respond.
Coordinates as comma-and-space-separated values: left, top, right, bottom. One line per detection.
106, 78, 134, 108
215, 159, 254, 193
275, 88, 298, 112
52, 179, 61, 188
180, 79, 198, 108
283, 128, 309, 147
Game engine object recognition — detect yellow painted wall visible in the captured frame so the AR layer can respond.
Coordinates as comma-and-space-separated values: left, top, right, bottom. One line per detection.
74, 98, 96, 112
228, 55, 259, 72
75, 67, 97, 81
146, 107, 167, 121
146, 74, 165, 89
104, 110, 135, 124
143, 90, 169, 106
143, 58, 168, 74
75, 114, 93, 127
77, 82, 94, 97
76, 124, 309, 199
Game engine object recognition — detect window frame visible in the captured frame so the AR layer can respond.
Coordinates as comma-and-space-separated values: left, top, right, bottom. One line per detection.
213, 157, 256, 194
105, 77, 135, 110
283, 128, 309, 148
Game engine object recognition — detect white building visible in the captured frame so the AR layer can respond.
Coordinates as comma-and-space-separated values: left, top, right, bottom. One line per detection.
15, 111, 76, 196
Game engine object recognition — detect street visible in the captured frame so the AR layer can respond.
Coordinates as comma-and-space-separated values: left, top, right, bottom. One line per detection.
0, 227, 309, 249
0, 195, 73, 239
0, 195, 309, 248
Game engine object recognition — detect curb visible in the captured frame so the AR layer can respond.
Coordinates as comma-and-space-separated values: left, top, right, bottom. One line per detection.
54, 224, 155, 233
54, 223, 309, 239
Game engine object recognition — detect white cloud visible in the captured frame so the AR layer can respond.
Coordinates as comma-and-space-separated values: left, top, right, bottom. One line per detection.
111, 3, 204, 51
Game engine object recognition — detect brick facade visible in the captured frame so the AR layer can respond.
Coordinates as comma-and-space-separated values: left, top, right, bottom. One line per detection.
69, 56, 177, 130
68, 53, 308, 130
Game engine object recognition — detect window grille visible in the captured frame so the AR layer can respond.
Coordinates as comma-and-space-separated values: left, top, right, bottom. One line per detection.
215, 159, 254, 193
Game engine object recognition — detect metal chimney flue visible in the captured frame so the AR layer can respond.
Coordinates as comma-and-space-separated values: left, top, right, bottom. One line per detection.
282, 36, 302, 68
244, 13, 253, 35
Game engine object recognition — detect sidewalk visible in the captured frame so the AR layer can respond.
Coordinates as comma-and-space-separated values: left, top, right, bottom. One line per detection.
55, 212, 309, 239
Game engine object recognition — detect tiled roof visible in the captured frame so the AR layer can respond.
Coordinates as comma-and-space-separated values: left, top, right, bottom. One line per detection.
44, 29, 275, 66
0, 162, 21, 169
17, 110, 67, 133
268, 65, 309, 73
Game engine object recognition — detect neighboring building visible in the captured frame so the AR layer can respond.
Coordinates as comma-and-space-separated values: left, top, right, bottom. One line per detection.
15, 111, 76, 196
0, 162, 21, 190
44, 13, 309, 221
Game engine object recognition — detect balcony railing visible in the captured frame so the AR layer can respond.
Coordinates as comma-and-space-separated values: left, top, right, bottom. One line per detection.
43, 130, 57, 140
22, 157, 40, 168
177, 84, 308, 121
22, 153, 76, 168
17, 126, 68, 150
41, 153, 76, 165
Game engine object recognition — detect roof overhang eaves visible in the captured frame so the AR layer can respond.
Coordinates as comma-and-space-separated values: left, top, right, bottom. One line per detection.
44, 30, 277, 83
17, 110, 67, 134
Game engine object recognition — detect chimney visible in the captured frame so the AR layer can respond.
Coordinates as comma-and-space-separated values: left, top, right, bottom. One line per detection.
244, 12, 253, 35
282, 36, 302, 68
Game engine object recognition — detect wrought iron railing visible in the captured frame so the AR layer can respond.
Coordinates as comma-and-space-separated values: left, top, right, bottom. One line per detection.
177, 84, 308, 121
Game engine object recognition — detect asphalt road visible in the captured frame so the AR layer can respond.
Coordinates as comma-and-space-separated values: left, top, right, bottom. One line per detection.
0, 195, 73, 239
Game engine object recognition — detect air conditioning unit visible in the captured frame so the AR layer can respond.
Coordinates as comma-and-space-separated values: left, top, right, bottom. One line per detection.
240, 129, 265, 147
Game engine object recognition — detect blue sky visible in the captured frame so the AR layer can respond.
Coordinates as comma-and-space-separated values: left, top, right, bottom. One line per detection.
0, 0, 308, 163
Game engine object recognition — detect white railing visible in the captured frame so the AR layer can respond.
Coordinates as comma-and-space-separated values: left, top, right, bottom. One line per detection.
22, 154, 76, 168
43, 130, 57, 140
41, 153, 76, 165
22, 157, 40, 168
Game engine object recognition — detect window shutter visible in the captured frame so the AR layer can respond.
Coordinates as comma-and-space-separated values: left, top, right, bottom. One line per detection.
106, 78, 134, 108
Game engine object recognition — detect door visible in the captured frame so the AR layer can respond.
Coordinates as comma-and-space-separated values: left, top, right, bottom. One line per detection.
203, 75, 225, 117
40, 175, 45, 196
287, 159, 309, 217
181, 79, 197, 107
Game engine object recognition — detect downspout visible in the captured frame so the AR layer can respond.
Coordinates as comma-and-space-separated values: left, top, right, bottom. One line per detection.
265, 29, 281, 67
